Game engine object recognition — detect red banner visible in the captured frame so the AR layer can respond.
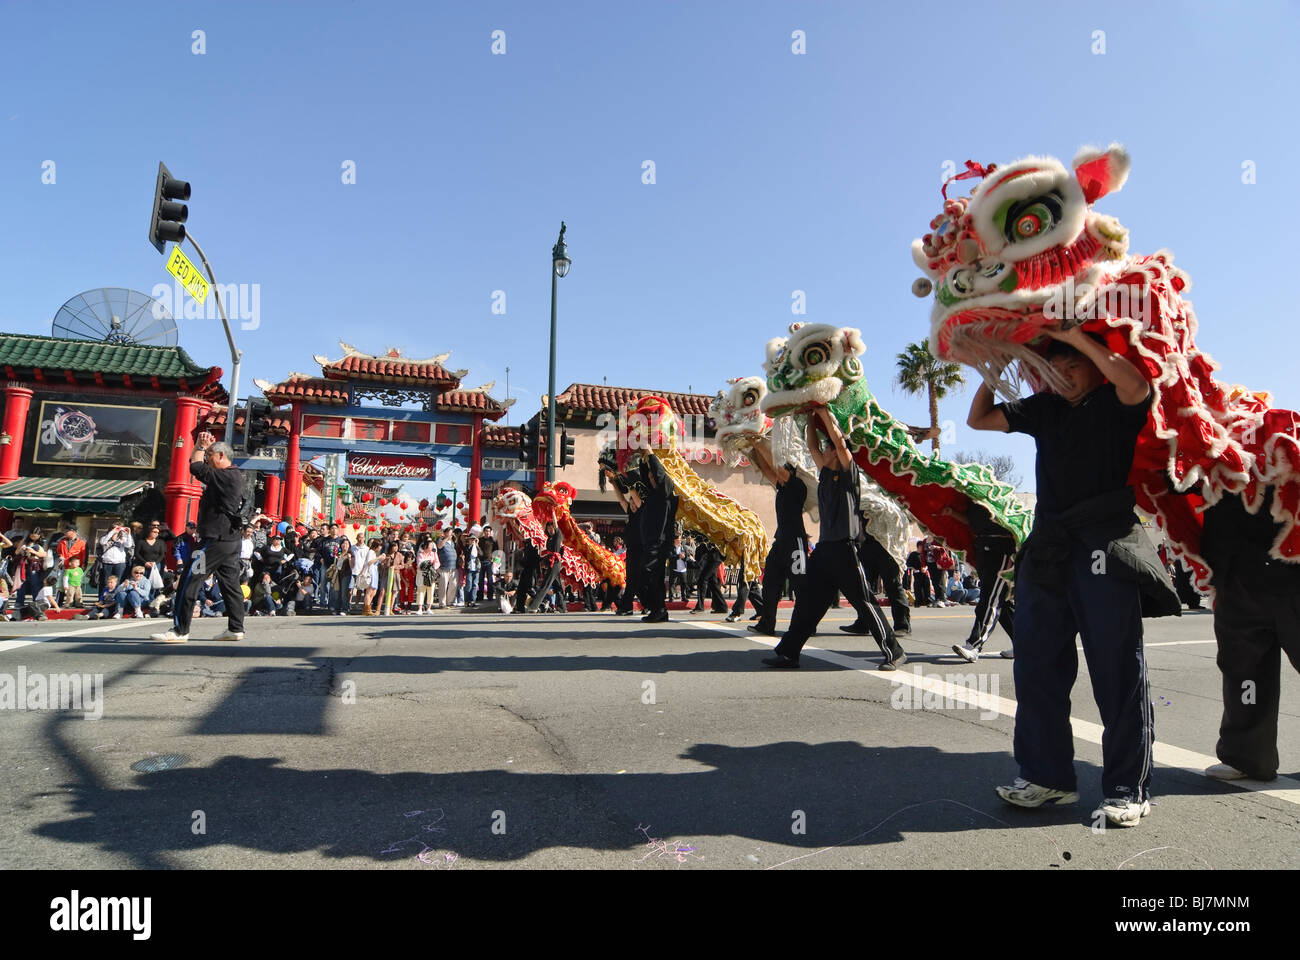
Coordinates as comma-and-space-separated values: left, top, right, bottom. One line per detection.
346, 454, 435, 479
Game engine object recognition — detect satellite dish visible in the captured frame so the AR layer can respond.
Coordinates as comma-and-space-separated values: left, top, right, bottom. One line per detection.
52, 287, 178, 346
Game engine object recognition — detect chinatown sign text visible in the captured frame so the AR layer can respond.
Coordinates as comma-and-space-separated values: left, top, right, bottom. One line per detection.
347, 454, 435, 480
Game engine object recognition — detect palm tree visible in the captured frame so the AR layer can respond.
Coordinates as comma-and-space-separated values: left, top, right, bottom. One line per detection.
895, 339, 965, 454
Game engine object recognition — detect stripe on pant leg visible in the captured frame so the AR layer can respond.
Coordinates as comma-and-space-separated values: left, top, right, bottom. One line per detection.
848, 544, 890, 650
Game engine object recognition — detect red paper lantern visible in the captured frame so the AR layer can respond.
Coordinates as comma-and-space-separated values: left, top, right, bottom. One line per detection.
419, 523, 428, 531
400, 501, 408, 510
419, 498, 429, 510
367, 524, 377, 531
457, 501, 464, 509
362, 493, 373, 503
434, 521, 443, 530
379, 498, 388, 506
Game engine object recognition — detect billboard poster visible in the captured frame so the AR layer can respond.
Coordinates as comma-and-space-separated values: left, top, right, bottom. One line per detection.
33, 401, 162, 470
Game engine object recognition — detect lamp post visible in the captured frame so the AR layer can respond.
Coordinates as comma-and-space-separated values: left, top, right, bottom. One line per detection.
546, 222, 571, 483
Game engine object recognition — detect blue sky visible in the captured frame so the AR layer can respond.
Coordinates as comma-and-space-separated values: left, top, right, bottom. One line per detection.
2, 0, 1297, 494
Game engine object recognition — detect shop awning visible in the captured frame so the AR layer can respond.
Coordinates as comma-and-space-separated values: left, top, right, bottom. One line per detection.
0, 477, 153, 512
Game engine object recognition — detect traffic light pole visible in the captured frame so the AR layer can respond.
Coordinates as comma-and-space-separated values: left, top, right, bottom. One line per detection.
183, 230, 242, 446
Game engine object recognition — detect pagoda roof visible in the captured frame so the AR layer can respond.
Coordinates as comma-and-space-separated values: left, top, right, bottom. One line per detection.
0, 332, 224, 399
199, 404, 292, 438
482, 424, 521, 448
254, 375, 350, 407
434, 384, 512, 421
552, 382, 715, 419
315, 342, 466, 387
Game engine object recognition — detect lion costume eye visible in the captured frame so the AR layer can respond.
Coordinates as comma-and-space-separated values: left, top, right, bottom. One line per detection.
1001, 193, 1062, 244
800, 341, 832, 368
742, 388, 759, 407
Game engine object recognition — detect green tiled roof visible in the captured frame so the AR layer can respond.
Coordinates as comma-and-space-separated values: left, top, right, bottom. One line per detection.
0, 333, 215, 379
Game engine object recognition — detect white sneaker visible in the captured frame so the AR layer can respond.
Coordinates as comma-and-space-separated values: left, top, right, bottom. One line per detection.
212, 630, 245, 641
996, 777, 1079, 808
151, 630, 189, 643
1094, 797, 1151, 827
1204, 762, 1248, 781
952, 643, 979, 663
111, 612, 122, 619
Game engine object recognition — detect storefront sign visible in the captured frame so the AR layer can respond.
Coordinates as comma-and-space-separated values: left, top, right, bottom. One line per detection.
346, 454, 435, 479
33, 401, 161, 470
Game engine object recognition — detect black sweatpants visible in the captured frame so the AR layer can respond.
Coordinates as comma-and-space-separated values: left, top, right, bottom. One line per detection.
729, 578, 764, 618
1213, 573, 1300, 780
517, 556, 539, 611
756, 535, 807, 633
618, 541, 642, 613
857, 536, 910, 632
1012, 542, 1152, 800
1173, 562, 1202, 609
909, 566, 932, 605
967, 536, 1017, 650
527, 560, 563, 613
667, 567, 687, 601
174, 537, 245, 636
638, 500, 671, 615
693, 564, 727, 612
774, 539, 900, 662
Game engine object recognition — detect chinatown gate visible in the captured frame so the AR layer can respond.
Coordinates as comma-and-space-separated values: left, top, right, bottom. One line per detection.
253, 344, 518, 524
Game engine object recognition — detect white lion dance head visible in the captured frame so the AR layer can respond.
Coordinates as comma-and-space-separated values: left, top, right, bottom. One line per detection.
709, 376, 771, 465
762, 323, 867, 418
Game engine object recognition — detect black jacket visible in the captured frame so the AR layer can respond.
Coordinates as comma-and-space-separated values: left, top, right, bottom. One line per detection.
191, 460, 245, 542
1019, 488, 1180, 619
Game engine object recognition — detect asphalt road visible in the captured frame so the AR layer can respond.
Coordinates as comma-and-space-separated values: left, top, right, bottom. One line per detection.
0, 601, 1296, 870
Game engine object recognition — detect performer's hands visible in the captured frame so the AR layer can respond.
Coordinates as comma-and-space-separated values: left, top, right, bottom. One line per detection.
195, 431, 216, 450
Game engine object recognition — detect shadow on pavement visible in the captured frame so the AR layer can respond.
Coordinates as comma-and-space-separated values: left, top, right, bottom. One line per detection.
31, 740, 1095, 866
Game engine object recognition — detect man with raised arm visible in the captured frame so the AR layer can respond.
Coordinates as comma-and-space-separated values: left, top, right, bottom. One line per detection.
967, 326, 1177, 827
152, 431, 247, 644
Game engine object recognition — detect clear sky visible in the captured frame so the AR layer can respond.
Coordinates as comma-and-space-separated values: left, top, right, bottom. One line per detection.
2, 0, 1297, 494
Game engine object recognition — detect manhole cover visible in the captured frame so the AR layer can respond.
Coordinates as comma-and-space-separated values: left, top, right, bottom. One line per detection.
130, 753, 191, 773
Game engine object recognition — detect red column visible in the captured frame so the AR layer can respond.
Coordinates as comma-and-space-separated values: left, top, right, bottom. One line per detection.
165, 396, 212, 533
281, 403, 303, 525
0, 383, 34, 484
468, 414, 483, 523
263, 473, 282, 520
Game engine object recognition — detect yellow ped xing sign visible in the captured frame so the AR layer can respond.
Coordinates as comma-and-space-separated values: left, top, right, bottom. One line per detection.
165, 245, 209, 304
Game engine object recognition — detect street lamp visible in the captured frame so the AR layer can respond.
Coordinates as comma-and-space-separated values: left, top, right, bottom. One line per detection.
546, 222, 570, 482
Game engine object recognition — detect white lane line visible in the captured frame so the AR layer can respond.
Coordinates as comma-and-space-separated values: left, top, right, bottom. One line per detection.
0, 620, 148, 653
1144, 640, 1216, 647
696, 621, 1300, 807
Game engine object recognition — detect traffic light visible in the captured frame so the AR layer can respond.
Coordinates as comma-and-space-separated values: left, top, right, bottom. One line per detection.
243, 397, 273, 452
520, 419, 540, 464
149, 161, 190, 254
561, 429, 575, 467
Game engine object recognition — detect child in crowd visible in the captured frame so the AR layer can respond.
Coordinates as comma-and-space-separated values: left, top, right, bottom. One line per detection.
86, 575, 119, 620
62, 557, 85, 608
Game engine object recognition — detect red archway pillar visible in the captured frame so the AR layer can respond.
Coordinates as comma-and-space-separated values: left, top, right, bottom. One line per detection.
0, 383, 34, 485
165, 396, 212, 533
263, 473, 282, 520
468, 414, 483, 523
281, 403, 303, 525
